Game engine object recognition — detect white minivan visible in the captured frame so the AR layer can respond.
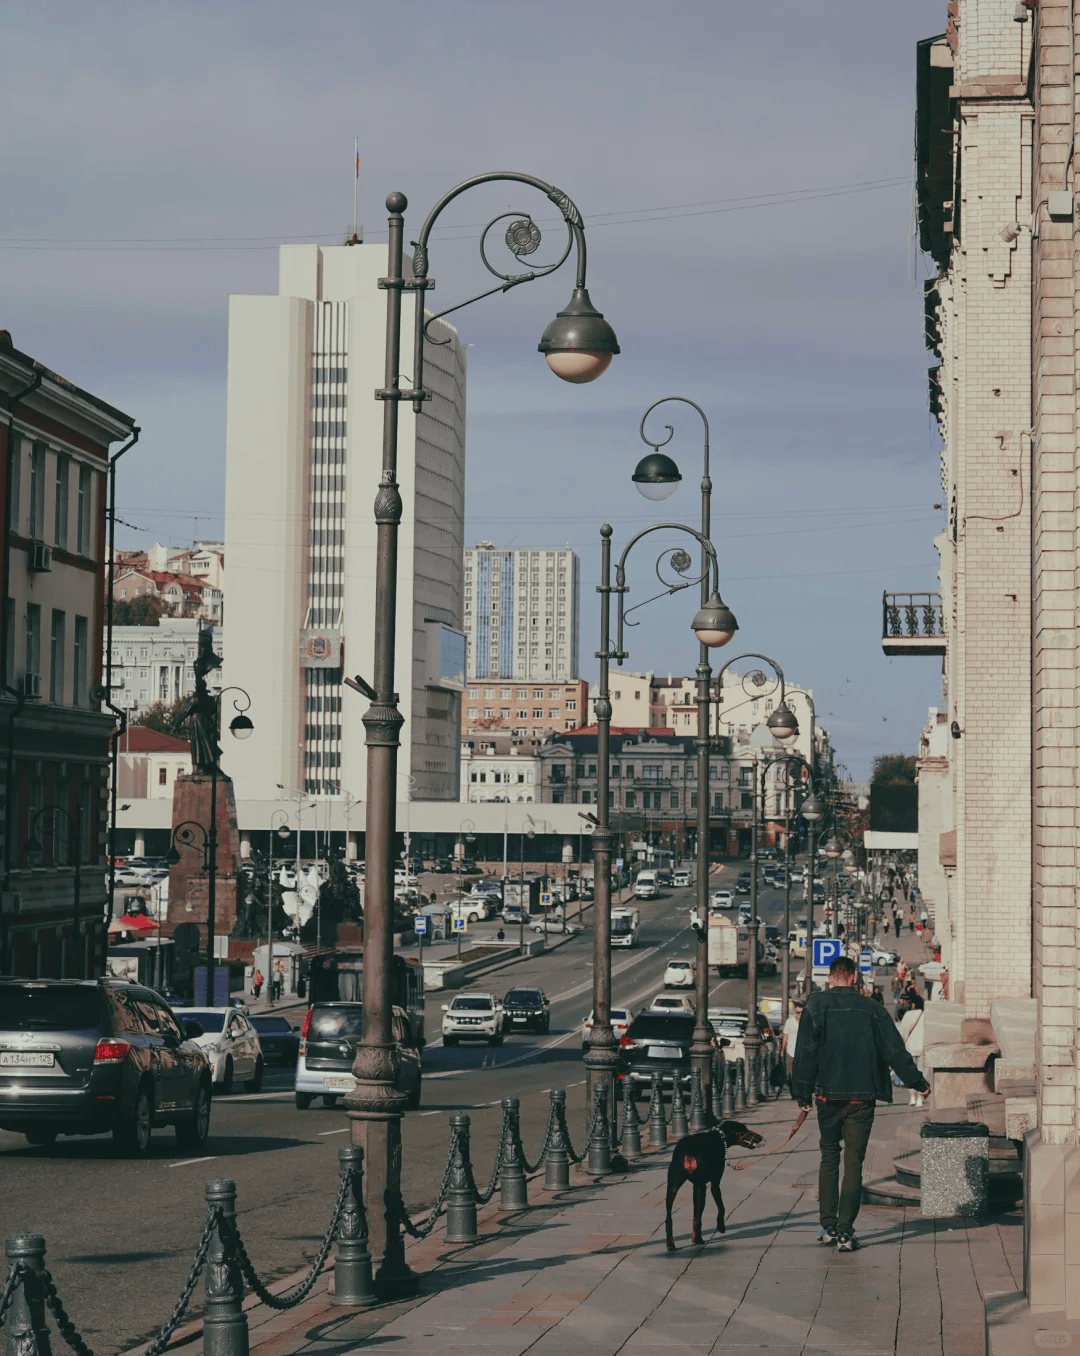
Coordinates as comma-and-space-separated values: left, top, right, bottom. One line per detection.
634, 870, 658, 900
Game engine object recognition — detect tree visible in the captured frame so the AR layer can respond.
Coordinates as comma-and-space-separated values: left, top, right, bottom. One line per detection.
871, 753, 918, 785
133, 695, 191, 737
113, 594, 163, 626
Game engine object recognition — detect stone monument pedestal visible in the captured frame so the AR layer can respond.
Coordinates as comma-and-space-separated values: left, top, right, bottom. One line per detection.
165, 772, 242, 954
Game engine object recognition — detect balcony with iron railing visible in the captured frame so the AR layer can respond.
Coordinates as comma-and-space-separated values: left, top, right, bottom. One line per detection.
882, 591, 946, 657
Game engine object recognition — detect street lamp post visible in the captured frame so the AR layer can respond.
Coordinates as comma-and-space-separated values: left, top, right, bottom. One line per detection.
590, 518, 736, 1150
26, 806, 83, 978
712, 655, 800, 1101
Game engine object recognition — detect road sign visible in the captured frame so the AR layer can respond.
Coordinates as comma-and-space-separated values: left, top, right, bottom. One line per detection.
812, 937, 843, 969
859, 950, 873, 974
615, 857, 624, 869
794, 933, 807, 954
539, 892, 553, 908
414, 916, 428, 936
452, 917, 467, 933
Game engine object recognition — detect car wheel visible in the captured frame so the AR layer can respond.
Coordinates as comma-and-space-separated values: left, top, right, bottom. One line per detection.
219, 1058, 234, 1096
24, 1126, 57, 1148
245, 1057, 264, 1094
468, 912, 479, 923
115, 1086, 153, 1158
322, 1094, 337, 1107
176, 1079, 212, 1151
295, 1092, 313, 1110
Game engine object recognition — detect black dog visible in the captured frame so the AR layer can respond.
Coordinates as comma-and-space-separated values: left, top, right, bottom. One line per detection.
665, 1120, 765, 1251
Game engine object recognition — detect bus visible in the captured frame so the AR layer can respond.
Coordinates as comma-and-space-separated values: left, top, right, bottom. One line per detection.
611, 907, 641, 948
306, 949, 427, 1048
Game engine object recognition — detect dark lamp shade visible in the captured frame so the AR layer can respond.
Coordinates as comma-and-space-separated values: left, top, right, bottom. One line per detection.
632, 452, 681, 501
691, 592, 738, 648
766, 703, 799, 742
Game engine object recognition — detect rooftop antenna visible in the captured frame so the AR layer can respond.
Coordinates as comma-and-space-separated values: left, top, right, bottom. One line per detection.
345, 136, 362, 246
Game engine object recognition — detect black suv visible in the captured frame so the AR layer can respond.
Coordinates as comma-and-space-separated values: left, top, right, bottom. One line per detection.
0, 979, 212, 1155
618, 1011, 698, 1098
502, 988, 551, 1034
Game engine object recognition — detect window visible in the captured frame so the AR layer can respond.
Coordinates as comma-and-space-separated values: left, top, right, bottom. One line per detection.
28, 443, 47, 540
517, 689, 528, 698
716, 793, 726, 813
580, 790, 592, 804
739, 767, 753, 787
158, 766, 168, 786
516, 709, 527, 718
741, 792, 753, 810
49, 610, 65, 704
73, 617, 88, 705
76, 466, 92, 554
587, 763, 596, 777
468, 688, 478, 699
670, 791, 680, 809
501, 708, 510, 718
533, 708, 543, 718
624, 765, 635, 779
467, 708, 478, 719
24, 603, 41, 677
533, 689, 543, 698
484, 688, 495, 698
643, 764, 662, 781
690, 792, 698, 810
483, 708, 494, 718
625, 791, 637, 809
6, 435, 20, 531
500, 688, 511, 698
549, 709, 559, 719
53, 454, 69, 548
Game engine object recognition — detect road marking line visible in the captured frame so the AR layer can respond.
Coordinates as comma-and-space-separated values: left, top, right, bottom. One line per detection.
425, 1071, 462, 1080
420, 1110, 443, 1117
318, 1128, 349, 1136
169, 1156, 216, 1168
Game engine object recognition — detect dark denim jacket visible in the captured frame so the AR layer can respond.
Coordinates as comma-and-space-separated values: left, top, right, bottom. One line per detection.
791, 986, 930, 1105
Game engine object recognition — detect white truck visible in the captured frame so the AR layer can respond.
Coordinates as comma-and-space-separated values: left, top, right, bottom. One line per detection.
707, 915, 765, 977
610, 907, 641, 948
634, 870, 658, 900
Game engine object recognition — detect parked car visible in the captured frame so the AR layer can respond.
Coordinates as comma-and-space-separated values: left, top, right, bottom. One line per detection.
294, 1002, 421, 1110
581, 1007, 634, 1049
448, 898, 491, 924
710, 889, 735, 910
249, 1015, 301, 1066
673, 869, 692, 889
441, 993, 504, 1047
708, 1008, 748, 1063
0, 978, 212, 1155
181, 1007, 264, 1094
432, 858, 454, 873
618, 1010, 696, 1097
501, 988, 551, 1033
394, 869, 419, 888
663, 959, 696, 989
459, 858, 479, 874
650, 993, 696, 1014
531, 917, 580, 936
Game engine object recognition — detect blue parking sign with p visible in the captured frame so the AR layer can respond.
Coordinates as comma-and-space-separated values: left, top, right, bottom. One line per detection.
414, 916, 428, 935
452, 917, 466, 933
812, 937, 842, 968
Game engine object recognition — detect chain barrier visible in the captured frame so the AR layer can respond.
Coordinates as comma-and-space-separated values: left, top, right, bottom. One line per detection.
474, 1106, 511, 1206
396, 1126, 459, 1240
225, 1167, 351, 1311
141, 1208, 219, 1356
42, 1272, 97, 1356
519, 1094, 556, 1174
558, 1093, 588, 1165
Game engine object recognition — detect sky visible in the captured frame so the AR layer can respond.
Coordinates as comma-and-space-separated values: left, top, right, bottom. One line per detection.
0, 0, 950, 780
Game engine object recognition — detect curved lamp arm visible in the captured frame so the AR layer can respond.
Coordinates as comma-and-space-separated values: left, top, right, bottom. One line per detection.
608, 522, 719, 664
712, 652, 800, 743
636, 396, 710, 499
408, 172, 616, 409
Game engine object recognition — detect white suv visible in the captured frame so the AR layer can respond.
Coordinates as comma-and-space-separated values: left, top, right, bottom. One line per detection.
441, 992, 504, 1047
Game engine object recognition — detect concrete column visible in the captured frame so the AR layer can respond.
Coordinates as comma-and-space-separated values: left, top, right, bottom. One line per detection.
240, 831, 252, 859
134, 832, 146, 857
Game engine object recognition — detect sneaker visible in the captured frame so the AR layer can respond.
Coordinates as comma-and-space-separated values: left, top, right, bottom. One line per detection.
836, 1231, 860, 1252
817, 1226, 837, 1245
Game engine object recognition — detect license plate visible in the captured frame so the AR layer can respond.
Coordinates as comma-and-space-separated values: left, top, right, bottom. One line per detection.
648, 1046, 680, 1059
0, 1052, 54, 1068
324, 1077, 354, 1091
511, 1016, 528, 1023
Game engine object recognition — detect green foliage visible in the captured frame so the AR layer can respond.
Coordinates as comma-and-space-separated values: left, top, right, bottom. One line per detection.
871, 753, 918, 785
113, 594, 163, 626
133, 694, 191, 736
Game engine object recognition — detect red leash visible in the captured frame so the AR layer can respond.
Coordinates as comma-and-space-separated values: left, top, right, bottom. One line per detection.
731, 1106, 810, 1170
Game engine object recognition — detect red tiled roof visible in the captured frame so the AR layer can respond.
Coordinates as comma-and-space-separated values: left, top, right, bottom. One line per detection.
119, 727, 190, 754
562, 725, 677, 737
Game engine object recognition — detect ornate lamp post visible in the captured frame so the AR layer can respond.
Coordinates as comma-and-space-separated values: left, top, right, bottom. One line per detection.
347, 174, 618, 1300
267, 810, 292, 1006
590, 519, 736, 1158
26, 806, 83, 978
713, 655, 799, 1104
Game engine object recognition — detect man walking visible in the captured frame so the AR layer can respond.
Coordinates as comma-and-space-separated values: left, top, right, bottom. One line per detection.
792, 956, 930, 1252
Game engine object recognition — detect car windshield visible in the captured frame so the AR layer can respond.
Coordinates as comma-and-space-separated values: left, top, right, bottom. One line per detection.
451, 998, 493, 1011
668, 962, 691, 971
252, 1017, 293, 1034
185, 1011, 226, 1032
712, 1018, 747, 1035
0, 986, 102, 1031
627, 1015, 694, 1041
311, 1008, 365, 1039
504, 992, 539, 1005
611, 1010, 630, 1021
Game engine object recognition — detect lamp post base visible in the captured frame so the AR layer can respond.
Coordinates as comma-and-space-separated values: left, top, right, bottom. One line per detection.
583, 1038, 620, 1169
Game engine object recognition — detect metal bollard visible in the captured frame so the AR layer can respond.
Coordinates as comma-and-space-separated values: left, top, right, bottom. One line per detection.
734, 1058, 747, 1112
204, 1180, 249, 1356
761, 1050, 774, 1102
586, 1084, 612, 1176
330, 1143, 374, 1307
689, 1068, 708, 1133
745, 1047, 759, 1109
499, 1098, 529, 1211
5, 1234, 52, 1356
721, 1059, 737, 1117
711, 1059, 726, 1122
669, 1075, 689, 1140
544, 1088, 571, 1191
647, 1072, 667, 1147
619, 1082, 642, 1160
445, 1113, 479, 1242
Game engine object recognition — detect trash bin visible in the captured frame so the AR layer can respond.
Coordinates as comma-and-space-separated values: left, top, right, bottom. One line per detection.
919, 1121, 990, 1216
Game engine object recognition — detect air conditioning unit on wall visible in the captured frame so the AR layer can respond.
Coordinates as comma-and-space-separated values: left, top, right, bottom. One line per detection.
29, 540, 52, 573
20, 672, 42, 699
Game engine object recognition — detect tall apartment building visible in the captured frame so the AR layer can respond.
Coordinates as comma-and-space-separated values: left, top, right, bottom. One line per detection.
464, 543, 579, 683
1, 329, 136, 979
222, 243, 467, 804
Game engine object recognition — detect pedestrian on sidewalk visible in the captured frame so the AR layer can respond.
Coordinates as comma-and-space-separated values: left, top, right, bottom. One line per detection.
792, 955, 931, 1253
251, 968, 264, 1000
907, 905, 916, 933
893, 910, 902, 939
781, 998, 805, 1098
898, 992, 926, 1107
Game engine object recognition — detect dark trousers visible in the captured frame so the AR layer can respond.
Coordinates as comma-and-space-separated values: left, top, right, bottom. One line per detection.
816, 1100, 875, 1231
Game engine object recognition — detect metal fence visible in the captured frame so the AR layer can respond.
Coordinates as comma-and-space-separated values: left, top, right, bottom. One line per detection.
882, 591, 945, 640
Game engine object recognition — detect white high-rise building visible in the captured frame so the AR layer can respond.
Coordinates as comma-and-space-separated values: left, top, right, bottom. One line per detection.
222, 243, 467, 804
464, 544, 579, 682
